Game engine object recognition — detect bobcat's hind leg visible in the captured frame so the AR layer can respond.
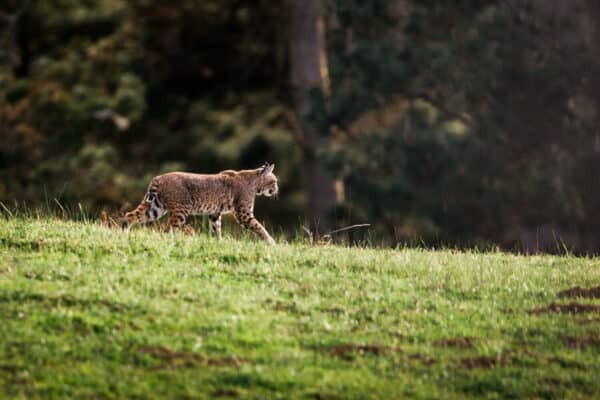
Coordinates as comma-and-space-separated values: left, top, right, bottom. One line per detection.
209, 214, 222, 239
122, 201, 149, 229
121, 191, 165, 229
182, 225, 195, 236
166, 209, 190, 232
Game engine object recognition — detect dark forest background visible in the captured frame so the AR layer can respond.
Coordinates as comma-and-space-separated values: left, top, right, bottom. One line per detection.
1, 0, 599, 253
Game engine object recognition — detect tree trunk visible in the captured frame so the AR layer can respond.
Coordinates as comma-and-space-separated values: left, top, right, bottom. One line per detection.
286, 0, 336, 234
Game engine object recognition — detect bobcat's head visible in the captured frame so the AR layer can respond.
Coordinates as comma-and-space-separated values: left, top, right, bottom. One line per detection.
256, 162, 278, 197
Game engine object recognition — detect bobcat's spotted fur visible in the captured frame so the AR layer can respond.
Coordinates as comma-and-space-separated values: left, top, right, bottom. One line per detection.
121, 163, 279, 244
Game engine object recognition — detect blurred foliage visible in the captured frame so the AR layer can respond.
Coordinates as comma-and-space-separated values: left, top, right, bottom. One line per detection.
1, 0, 599, 252
0, 0, 300, 229
319, 0, 600, 252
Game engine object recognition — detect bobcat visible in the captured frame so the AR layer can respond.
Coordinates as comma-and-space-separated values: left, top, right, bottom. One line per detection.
121, 163, 279, 244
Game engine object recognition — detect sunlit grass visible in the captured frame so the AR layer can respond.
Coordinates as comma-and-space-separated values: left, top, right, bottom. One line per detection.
1, 216, 599, 399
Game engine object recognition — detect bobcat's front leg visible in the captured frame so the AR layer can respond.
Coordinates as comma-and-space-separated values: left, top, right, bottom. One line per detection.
233, 209, 275, 245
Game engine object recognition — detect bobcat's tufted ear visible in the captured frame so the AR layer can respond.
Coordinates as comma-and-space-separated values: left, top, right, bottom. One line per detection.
260, 162, 275, 174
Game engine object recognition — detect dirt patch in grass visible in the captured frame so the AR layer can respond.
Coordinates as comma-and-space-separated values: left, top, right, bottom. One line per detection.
575, 317, 600, 325
409, 354, 436, 366
219, 254, 251, 265
273, 301, 298, 313
0, 364, 28, 386
208, 357, 247, 367
433, 337, 476, 349
460, 355, 501, 369
318, 306, 346, 316
548, 356, 586, 370
459, 350, 540, 370
458, 349, 589, 370
0, 364, 20, 373
561, 334, 600, 348
558, 285, 600, 299
322, 344, 399, 360
0, 238, 47, 251
211, 388, 241, 398
137, 346, 247, 370
0, 291, 141, 314
528, 302, 600, 315
309, 393, 341, 400
321, 344, 436, 364
269, 300, 310, 316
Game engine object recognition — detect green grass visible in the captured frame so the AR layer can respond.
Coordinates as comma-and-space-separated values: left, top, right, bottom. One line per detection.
1, 217, 599, 399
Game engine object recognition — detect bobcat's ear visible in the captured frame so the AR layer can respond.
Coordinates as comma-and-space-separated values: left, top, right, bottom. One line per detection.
260, 162, 275, 174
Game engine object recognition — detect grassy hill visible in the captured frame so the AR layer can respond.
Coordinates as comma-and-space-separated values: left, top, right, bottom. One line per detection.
0, 217, 599, 399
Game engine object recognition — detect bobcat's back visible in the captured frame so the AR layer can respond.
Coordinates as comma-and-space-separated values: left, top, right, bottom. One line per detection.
151, 172, 236, 216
